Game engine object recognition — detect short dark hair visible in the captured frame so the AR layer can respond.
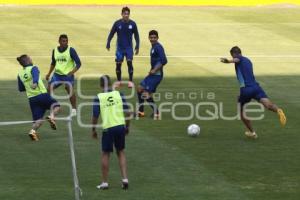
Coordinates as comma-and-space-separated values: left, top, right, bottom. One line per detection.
122, 6, 130, 14
16, 54, 29, 67
100, 75, 111, 88
59, 34, 68, 41
149, 30, 158, 37
230, 46, 242, 55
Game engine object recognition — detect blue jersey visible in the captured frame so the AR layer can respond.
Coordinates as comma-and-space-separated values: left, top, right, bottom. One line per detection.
150, 42, 168, 76
235, 56, 257, 87
106, 19, 140, 50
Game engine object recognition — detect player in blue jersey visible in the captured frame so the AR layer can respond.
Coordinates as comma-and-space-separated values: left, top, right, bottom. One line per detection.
17, 54, 60, 141
220, 46, 286, 139
106, 7, 140, 88
136, 30, 167, 119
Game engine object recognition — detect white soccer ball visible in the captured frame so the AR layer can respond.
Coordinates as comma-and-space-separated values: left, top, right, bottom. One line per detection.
187, 124, 200, 137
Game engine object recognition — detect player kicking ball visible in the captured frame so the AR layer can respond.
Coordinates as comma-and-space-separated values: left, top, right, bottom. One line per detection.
17, 54, 60, 141
136, 30, 167, 119
220, 46, 286, 139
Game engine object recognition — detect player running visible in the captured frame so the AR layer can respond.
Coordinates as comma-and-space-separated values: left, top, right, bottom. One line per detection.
17, 54, 60, 141
46, 34, 81, 117
92, 75, 131, 190
136, 30, 168, 119
106, 6, 140, 88
220, 46, 286, 139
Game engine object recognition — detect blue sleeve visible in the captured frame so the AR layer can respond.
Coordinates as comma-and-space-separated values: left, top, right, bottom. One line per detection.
106, 22, 117, 48
157, 45, 168, 66
70, 47, 82, 69
17, 76, 25, 92
51, 49, 56, 66
31, 66, 40, 84
120, 92, 129, 111
93, 97, 100, 118
133, 22, 140, 49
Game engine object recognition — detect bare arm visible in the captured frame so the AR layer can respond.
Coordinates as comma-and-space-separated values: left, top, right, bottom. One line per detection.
220, 57, 240, 64
91, 117, 98, 139
45, 65, 55, 81
46, 50, 56, 80
149, 63, 163, 75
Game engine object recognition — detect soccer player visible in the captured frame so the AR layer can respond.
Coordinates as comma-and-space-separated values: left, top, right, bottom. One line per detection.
92, 75, 131, 190
46, 34, 81, 116
220, 46, 287, 139
136, 30, 167, 119
106, 6, 140, 88
17, 54, 60, 141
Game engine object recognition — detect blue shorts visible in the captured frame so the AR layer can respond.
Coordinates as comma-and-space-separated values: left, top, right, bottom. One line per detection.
140, 75, 162, 93
102, 125, 126, 152
239, 85, 268, 106
29, 93, 59, 121
115, 47, 133, 62
49, 73, 75, 89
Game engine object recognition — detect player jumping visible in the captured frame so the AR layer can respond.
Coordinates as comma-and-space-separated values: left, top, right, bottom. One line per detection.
136, 30, 167, 119
220, 46, 286, 139
17, 54, 60, 141
106, 6, 140, 88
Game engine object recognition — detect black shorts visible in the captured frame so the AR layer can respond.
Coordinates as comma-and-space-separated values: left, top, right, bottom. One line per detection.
102, 125, 126, 152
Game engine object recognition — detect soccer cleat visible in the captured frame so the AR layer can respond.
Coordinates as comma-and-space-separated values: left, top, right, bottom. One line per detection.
128, 81, 134, 88
277, 109, 287, 126
46, 116, 57, 130
245, 131, 258, 139
71, 109, 77, 117
151, 113, 160, 120
114, 81, 122, 88
96, 182, 109, 190
133, 111, 145, 118
138, 111, 145, 117
122, 179, 129, 190
29, 130, 39, 141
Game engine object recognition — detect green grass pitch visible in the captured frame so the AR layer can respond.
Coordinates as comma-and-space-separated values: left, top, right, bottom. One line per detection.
0, 5, 300, 200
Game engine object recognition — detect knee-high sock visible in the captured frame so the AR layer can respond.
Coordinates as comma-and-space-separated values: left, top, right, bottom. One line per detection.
127, 61, 133, 81
116, 63, 122, 81
146, 97, 159, 114
137, 91, 144, 112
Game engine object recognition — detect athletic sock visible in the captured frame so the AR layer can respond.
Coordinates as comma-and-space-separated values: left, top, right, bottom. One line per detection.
116, 63, 122, 81
137, 92, 144, 112
146, 97, 159, 114
127, 61, 133, 81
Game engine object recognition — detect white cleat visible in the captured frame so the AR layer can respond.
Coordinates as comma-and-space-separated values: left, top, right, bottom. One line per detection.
71, 109, 77, 117
122, 179, 129, 190
245, 131, 258, 139
96, 182, 109, 190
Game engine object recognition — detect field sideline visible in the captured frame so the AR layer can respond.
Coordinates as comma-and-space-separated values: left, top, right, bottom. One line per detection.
0, 5, 300, 200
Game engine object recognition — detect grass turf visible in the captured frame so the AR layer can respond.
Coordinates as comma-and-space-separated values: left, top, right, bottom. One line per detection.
0, 6, 300, 200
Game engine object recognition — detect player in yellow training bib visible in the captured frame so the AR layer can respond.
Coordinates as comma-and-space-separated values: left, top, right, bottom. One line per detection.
46, 34, 81, 117
91, 75, 131, 190
17, 54, 60, 141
